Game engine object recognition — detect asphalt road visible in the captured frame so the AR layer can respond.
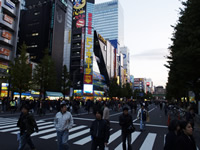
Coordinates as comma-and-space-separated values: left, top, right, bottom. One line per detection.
0, 104, 199, 150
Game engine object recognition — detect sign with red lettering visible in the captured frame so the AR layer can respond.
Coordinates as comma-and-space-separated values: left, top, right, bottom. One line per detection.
84, 75, 93, 84
0, 48, 10, 56
76, 19, 85, 28
2, 30, 12, 40
3, 14, 14, 24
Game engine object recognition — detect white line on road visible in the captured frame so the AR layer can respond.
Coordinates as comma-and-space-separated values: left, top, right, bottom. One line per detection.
40, 125, 87, 139
68, 129, 90, 140
114, 131, 141, 150
139, 133, 156, 150
108, 130, 121, 144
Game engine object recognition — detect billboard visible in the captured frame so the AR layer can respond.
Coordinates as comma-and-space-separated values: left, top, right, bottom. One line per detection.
0, 48, 10, 56
3, 14, 14, 24
80, 27, 85, 73
72, 0, 86, 29
83, 84, 93, 95
1, 83, 9, 97
2, 30, 12, 40
83, 2, 94, 95
5, 0, 15, 9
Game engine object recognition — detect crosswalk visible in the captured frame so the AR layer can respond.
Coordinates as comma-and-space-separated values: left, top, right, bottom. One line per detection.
0, 117, 199, 150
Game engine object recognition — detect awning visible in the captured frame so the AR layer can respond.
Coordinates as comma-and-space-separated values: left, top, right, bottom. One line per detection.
46, 91, 63, 97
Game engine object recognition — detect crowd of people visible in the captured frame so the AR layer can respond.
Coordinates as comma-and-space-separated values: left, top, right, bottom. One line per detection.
1, 97, 198, 150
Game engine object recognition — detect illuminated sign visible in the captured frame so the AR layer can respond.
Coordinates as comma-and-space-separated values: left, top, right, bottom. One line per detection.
80, 27, 85, 73
83, 2, 94, 95
1, 83, 9, 97
0, 48, 10, 56
5, 0, 15, 9
2, 30, 12, 40
73, 0, 86, 10
94, 90, 104, 97
83, 84, 93, 95
0, 61, 8, 70
76, 19, 85, 28
3, 14, 14, 24
74, 90, 82, 96
98, 34, 107, 45
146, 82, 150, 86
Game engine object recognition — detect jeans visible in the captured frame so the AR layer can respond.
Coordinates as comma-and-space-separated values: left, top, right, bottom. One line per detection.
122, 133, 132, 150
140, 120, 146, 130
57, 130, 69, 150
91, 138, 105, 150
18, 133, 35, 150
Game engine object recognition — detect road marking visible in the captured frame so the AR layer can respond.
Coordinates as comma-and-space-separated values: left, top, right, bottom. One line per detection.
108, 130, 121, 144
68, 129, 90, 140
139, 133, 156, 150
109, 112, 122, 117
73, 128, 113, 145
0, 122, 17, 126
32, 128, 56, 136
133, 107, 156, 123
40, 125, 87, 139
115, 131, 141, 150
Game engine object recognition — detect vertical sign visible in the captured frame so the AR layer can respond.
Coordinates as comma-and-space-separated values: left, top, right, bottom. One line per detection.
73, 0, 86, 28
80, 27, 85, 73
83, 2, 94, 95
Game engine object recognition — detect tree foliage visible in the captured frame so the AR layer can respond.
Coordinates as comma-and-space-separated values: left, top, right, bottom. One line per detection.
33, 49, 57, 98
9, 43, 32, 100
166, 0, 200, 105
61, 65, 71, 99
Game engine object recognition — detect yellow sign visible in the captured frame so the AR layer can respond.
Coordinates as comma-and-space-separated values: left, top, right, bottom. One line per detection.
85, 37, 92, 75
98, 34, 107, 45
73, 0, 86, 10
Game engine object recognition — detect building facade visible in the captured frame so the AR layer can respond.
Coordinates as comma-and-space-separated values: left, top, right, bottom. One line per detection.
0, 0, 21, 96
18, 0, 73, 89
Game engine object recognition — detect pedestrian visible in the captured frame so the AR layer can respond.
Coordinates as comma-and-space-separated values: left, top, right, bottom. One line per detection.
54, 102, 74, 150
185, 107, 195, 129
10, 99, 16, 114
103, 103, 110, 124
164, 119, 181, 150
90, 110, 110, 150
164, 103, 168, 116
137, 104, 148, 131
17, 105, 38, 150
175, 120, 197, 150
119, 107, 133, 150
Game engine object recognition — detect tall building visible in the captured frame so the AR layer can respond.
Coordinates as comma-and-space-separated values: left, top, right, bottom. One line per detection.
120, 46, 130, 83
18, 0, 73, 89
70, 0, 116, 98
0, 0, 21, 92
94, 0, 124, 48
144, 78, 153, 94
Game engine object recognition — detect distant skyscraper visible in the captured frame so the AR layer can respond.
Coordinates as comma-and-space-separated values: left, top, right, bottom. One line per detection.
120, 46, 130, 82
94, 0, 124, 48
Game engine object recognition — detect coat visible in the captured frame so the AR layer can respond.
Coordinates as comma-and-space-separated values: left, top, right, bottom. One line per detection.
90, 119, 110, 143
175, 133, 196, 150
17, 113, 38, 135
119, 113, 133, 134
164, 131, 178, 150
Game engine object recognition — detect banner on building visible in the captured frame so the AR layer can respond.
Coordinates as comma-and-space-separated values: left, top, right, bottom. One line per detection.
0, 48, 10, 56
2, 30, 12, 40
3, 14, 14, 24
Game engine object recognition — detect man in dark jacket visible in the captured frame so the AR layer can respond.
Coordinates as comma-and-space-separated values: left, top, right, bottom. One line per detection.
119, 107, 133, 150
17, 105, 38, 150
90, 110, 110, 150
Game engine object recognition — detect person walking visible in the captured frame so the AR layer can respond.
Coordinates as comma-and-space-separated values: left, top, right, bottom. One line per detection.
137, 104, 148, 131
119, 107, 133, 150
90, 110, 110, 150
175, 121, 197, 150
54, 102, 74, 150
10, 99, 16, 114
17, 105, 38, 150
164, 119, 181, 150
103, 103, 110, 125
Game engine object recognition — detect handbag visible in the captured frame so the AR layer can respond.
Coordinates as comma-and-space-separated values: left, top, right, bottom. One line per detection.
128, 124, 135, 133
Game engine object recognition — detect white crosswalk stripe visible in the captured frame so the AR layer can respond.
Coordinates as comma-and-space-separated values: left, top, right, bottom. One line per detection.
0, 117, 198, 150
140, 133, 157, 150
114, 131, 141, 150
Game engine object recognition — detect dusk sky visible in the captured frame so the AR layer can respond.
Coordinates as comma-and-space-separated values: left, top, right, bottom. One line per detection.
95, 0, 185, 87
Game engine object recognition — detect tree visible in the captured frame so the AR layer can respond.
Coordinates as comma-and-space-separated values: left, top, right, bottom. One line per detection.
33, 49, 57, 99
108, 78, 121, 98
9, 43, 32, 102
166, 0, 200, 108
61, 65, 71, 100
121, 83, 133, 99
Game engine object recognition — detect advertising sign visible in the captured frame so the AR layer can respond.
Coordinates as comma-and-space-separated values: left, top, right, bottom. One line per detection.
80, 27, 85, 73
83, 2, 94, 95
74, 90, 82, 96
1, 83, 9, 97
98, 34, 107, 45
146, 82, 150, 86
83, 84, 93, 95
5, 0, 15, 9
3, 14, 14, 24
73, 0, 86, 29
2, 30, 12, 40
0, 61, 8, 70
0, 48, 10, 56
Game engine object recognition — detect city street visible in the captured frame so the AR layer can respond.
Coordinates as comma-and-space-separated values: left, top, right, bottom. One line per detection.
0, 104, 199, 150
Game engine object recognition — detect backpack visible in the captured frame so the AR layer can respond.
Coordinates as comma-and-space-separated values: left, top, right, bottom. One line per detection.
142, 110, 147, 121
